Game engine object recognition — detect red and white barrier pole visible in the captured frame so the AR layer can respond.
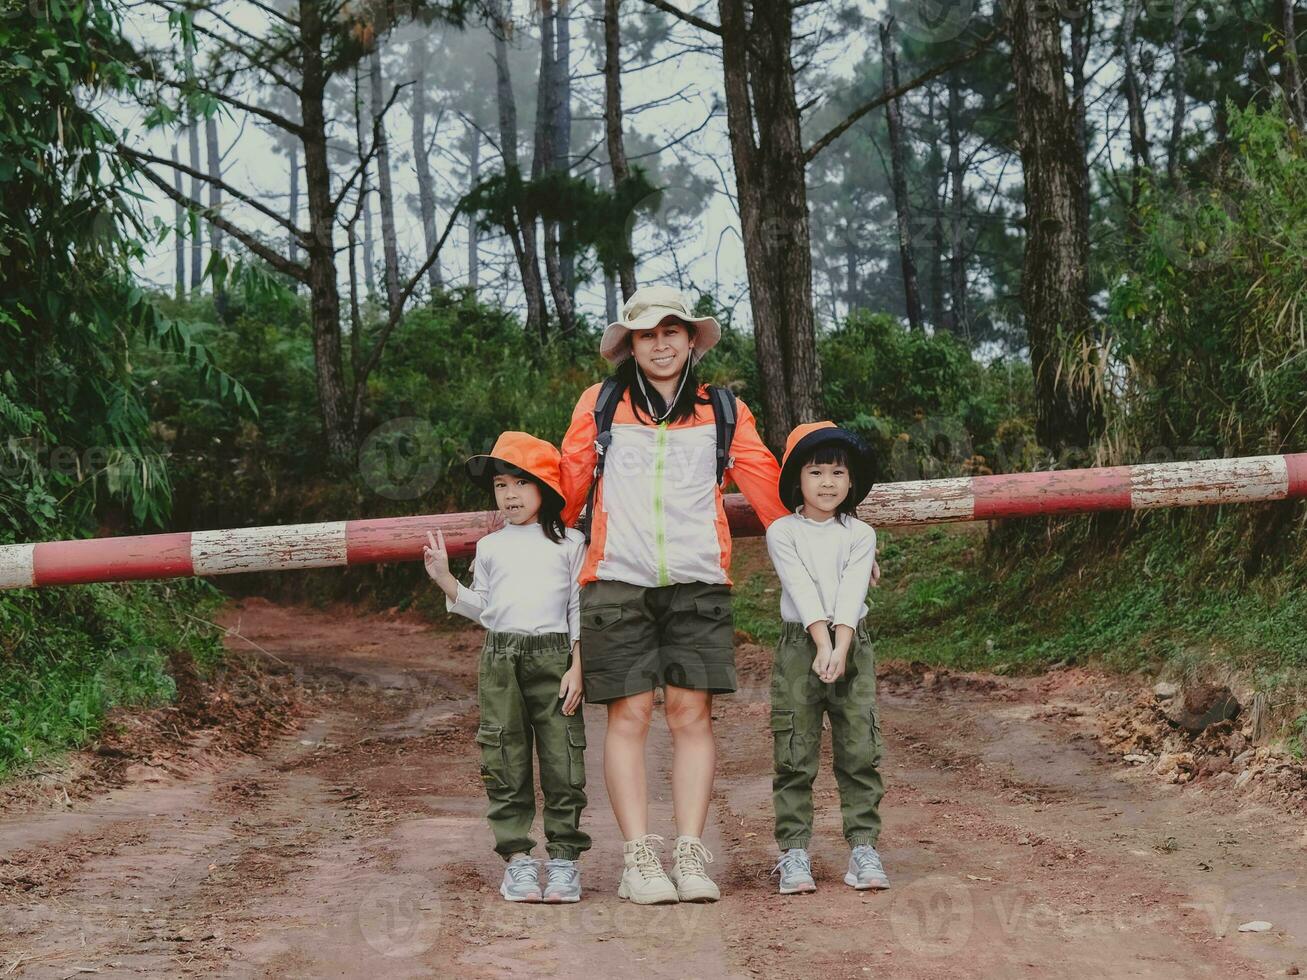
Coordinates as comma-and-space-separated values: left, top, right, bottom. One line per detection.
1, 453, 1303, 591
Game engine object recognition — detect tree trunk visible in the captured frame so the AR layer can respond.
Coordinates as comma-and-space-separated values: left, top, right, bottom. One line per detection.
354, 63, 376, 297
369, 44, 402, 313
1121, 0, 1151, 239
1167, 0, 1186, 182
603, 0, 638, 299
719, 0, 821, 449
1008, 0, 1100, 457
411, 33, 443, 294
880, 19, 924, 332
535, 0, 576, 334
555, 0, 575, 303
604, 268, 619, 323
300, 0, 352, 462
1069, 0, 1092, 236
490, 0, 548, 337
465, 120, 480, 294
925, 85, 948, 330
187, 109, 203, 291
1283, 0, 1305, 126
947, 69, 968, 340
172, 142, 185, 301
289, 142, 301, 266
204, 114, 226, 319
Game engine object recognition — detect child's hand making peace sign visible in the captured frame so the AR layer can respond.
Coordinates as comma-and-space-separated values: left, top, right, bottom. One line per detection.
423, 529, 458, 599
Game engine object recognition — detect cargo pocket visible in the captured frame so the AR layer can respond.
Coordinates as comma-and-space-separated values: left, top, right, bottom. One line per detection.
694, 594, 733, 623
770, 709, 796, 773
566, 722, 587, 789
869, 709, 884, 765
584, 604, 624, 632
475, 723, 508, 791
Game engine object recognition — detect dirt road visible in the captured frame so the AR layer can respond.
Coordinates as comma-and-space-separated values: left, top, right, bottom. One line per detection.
3, 588, 1306, 978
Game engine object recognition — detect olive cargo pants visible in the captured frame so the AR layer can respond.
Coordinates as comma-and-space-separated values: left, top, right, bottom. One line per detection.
474, 631, 591, 861
770, 621, 886, 850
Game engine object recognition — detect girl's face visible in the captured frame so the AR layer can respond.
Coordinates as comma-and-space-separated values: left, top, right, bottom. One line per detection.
630, 318, 694, 382
493, 474, 542, 525
799, 460, 851, 520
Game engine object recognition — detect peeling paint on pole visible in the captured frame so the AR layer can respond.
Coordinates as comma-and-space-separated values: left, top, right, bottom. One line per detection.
1, 453, 1304, 591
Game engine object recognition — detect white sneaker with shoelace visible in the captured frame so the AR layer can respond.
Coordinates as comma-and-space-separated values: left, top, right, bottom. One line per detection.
499, 854, 543, 902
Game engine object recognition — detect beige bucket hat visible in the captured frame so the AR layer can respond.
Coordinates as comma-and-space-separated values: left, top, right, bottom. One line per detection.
599, 284, 723, 365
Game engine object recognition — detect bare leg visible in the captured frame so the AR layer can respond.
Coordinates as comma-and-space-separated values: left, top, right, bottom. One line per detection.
604, 692, 654, 839
664, 685, 715, 838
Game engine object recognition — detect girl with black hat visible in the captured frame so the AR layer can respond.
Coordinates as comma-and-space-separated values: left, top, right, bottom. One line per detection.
765, 422, 889, 896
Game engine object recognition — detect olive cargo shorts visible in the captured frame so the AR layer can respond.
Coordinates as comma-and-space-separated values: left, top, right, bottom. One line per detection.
475, 630, 591, 861
578, 579, 736, 703
770, 620, 886, 850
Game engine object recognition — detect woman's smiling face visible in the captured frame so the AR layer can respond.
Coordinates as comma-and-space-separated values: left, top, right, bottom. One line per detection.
630, 318, 694, 381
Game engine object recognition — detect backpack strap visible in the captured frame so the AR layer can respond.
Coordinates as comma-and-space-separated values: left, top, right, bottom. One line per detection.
707, 385, 737, 486
580, 377, 624, 543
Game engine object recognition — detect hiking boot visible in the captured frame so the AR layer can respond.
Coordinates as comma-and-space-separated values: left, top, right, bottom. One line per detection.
617, 834, 679, 904
669, 835, 720, 903
771, 848, 816, 895
844, 844, 890, 890
499, 854, 542, 902
542, 857, 582, 903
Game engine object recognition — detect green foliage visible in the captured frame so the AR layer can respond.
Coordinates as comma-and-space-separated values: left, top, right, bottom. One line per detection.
871, 521, 1307, 695
820, 312, 1034, 480
0, 0, 251, 540
1107, 102, 1307, 462
465, 165, 662, 285
0, 580, 224, 778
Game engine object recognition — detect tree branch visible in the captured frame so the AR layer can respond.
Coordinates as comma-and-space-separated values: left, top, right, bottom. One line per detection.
803, 29, 1000, 165
120, 144, 311, 244
125, 154, 309, 283
330, 80, 408, 215
147, 74, 304, 136
638, 0, 722, 35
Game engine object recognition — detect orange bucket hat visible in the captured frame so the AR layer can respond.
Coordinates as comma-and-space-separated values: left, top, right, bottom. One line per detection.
464, 431, 565, 511
778, 421, 874, 510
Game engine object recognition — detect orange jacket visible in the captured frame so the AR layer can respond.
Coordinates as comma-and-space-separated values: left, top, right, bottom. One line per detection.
561, 382, 789, 587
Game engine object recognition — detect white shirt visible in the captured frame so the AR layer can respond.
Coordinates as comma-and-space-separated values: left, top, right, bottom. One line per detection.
446, 523, 586, 643
764, 510, 877, 629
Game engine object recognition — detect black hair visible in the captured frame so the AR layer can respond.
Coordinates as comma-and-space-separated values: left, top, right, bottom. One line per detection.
612, 323, 706, 426
783, 443, 862, 521
488, 469, 567, 543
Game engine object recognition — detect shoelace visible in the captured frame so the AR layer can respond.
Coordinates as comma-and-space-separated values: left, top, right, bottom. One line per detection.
545, 859, 578, 886
505, 859, 538, 885
771, 850, 812, 878
630, 834, 667, 880
675, 838, 714, 878
851, 846, 884, 875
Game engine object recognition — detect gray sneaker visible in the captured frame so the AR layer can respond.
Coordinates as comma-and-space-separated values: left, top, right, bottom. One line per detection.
500, 855, 543, 902
771, 848, 816, 895
845, 844, 890, 890
542, 858, 581, 903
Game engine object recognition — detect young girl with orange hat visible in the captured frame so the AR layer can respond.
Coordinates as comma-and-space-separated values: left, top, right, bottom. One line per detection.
424, 431, 591, 903
766, 422, 888, 896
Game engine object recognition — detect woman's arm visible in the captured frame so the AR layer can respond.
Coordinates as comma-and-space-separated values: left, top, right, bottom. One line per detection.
560, 384, 602, 528
725, 398, 790, 529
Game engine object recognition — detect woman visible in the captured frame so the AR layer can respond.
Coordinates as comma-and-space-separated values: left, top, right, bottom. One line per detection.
560, 284, 789, 904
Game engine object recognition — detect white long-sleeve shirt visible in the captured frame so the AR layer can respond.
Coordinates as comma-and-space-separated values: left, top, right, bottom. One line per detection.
764, 511, 877, 629
446, 522, 586, 643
